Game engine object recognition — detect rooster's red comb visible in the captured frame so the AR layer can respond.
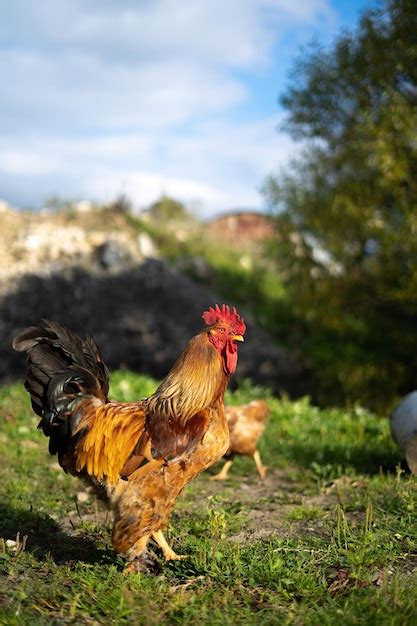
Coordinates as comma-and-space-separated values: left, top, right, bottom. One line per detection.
202, 304, 246, 335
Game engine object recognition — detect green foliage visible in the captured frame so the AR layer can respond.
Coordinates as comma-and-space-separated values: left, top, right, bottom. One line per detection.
264, 0, 417, 409
149, 223, 290, 345
43, 195, 78, 213
147, 195, 193, 224
1, 374, 416, 624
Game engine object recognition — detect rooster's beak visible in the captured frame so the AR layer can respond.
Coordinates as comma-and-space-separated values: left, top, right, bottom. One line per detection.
232, 335, 244, 342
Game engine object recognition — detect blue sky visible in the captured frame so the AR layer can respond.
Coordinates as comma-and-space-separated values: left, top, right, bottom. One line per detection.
0, 0, 380, 217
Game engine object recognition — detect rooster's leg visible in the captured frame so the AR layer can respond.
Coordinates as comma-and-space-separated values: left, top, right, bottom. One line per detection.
253, 449, 267, 480
152, 530, 186, 561
210, 459, 233, 481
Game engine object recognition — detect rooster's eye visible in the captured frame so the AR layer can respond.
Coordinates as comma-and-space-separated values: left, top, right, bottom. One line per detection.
219, 328, 225, 333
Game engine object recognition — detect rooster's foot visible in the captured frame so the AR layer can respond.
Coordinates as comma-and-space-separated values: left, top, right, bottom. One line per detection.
152, 530, 187, 562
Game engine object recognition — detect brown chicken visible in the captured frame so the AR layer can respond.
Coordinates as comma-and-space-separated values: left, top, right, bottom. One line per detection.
211, 400, 268, 481
13, 304, 245, 570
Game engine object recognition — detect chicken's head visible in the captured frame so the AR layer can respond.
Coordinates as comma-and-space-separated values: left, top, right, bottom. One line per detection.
202, 304, 246, 375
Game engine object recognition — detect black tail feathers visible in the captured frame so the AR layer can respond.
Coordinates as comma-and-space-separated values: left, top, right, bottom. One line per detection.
13, 320, 109, 455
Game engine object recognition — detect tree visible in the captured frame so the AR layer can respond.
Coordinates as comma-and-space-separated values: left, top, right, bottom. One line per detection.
148, 195, 192, 224
264, 0, 417, 409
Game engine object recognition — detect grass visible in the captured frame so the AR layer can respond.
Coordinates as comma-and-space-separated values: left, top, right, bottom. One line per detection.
0, 371, 416, 625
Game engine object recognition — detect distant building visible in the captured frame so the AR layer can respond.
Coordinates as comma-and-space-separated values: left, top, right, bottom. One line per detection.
206, 210, 274, 247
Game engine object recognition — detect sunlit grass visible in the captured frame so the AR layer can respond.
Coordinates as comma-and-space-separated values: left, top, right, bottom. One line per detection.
0, 374, 416, 625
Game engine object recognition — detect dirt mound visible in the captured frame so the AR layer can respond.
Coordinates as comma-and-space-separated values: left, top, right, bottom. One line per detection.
1, 259, 306, 396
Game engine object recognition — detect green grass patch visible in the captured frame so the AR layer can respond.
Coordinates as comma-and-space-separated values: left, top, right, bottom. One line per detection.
0, 374, 416, 624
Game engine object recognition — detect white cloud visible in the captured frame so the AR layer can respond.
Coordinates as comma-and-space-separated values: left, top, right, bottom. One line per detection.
0, 150, 61, 176
0, 0, 333, 214
86, 169, 232, 214
1, 1, 331, 68
0, 50, 246, 133
0, 114, 297, 215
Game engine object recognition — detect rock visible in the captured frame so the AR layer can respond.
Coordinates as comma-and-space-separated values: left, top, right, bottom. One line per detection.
0, 199, 15, 213
73, 200, 95, 213
5, 539, 17, 552
0, 217, 152, 281
76, 492, 90, 503
137, 232, 158, 258
15, 224, 90, 262
94, 237, 136, 270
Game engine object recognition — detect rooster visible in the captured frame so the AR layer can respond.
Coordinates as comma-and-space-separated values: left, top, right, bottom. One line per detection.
13, 304, 245, 570
211, 400, 268, 481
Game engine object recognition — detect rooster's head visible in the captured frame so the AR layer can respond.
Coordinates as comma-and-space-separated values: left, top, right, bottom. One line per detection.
202, 304, 245, 375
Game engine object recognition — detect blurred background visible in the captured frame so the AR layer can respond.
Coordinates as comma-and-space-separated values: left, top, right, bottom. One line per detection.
1, 0, 415, 413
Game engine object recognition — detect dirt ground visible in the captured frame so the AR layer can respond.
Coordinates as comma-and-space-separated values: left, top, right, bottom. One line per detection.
60, 466, 342, 550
